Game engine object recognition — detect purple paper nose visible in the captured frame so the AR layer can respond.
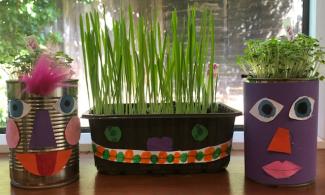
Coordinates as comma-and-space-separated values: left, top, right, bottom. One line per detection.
146, 137, 173, 151
29, 110, 57, 149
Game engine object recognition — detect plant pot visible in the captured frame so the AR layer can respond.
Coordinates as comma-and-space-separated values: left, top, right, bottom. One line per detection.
6, 80, 80, 188
244, 79, 319, 186
82, 103, 241, 174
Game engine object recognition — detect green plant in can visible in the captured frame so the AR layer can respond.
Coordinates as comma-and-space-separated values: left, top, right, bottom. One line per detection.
237, 34, 325, 80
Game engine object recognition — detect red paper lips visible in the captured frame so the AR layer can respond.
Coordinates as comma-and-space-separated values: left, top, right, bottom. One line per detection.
6, 111, 80, 177
16, 150, 72, 176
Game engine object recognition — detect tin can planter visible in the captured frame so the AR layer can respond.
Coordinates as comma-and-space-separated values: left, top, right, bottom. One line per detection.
244, 79, 319, 186
5, 80, 80, 189
83, 103, 241, 174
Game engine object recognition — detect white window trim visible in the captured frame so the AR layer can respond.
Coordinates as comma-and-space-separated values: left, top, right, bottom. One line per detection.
312, 0, 325, 139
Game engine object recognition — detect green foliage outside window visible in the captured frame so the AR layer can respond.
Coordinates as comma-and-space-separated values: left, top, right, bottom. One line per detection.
0, 0, 60, 65
0, 0, 62, 128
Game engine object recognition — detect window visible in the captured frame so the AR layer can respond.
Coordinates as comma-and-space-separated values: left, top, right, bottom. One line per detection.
0, 0, 307, 132
60, 0, 305, 126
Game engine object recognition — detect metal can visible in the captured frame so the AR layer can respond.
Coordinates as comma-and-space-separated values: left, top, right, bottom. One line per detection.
6, 80, 80, 188
244, 79, 318, 186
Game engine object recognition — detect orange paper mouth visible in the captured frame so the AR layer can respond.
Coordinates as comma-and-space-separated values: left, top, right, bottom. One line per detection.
16, 149, 72, 176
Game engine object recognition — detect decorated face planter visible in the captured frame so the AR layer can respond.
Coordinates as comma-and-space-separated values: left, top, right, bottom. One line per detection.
244, 80, 318, 186
83, 103, 241, 174
6, 77, 80, 188
6, 81, 80, 188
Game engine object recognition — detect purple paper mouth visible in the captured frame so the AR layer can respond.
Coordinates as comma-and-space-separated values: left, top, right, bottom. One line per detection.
146, 137, 173, 151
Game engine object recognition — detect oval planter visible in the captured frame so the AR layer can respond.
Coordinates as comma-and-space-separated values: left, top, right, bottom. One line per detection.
6, 80, 80, 188
83, 103, 241, 174
244, 79, 319, 186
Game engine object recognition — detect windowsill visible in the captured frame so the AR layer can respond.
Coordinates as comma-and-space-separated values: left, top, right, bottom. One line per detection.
2, 151, 325, 194
1, 132, 325, 153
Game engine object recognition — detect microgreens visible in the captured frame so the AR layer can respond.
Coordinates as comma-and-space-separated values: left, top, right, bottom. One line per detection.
237, 34, 325, 80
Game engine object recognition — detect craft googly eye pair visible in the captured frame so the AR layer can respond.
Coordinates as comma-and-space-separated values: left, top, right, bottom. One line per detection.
8, 95, 77, 119
250, 96, 314, 122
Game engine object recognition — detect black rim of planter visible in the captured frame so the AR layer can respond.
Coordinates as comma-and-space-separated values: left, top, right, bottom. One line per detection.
245, 77, 319, 83
82, 103, 242, 119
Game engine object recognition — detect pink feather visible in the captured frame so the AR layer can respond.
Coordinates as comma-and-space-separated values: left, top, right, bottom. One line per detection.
21, 54, 72, 96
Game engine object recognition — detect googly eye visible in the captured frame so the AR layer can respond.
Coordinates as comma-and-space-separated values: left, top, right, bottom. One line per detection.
289, 96, 314, 120
54, 95, 77, 115
249, 98, 283, 123
8, 99, 31, 119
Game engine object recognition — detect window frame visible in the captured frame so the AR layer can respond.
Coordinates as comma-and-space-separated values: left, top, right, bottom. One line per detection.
311, 0, 325, 140
2, 0, 325, 152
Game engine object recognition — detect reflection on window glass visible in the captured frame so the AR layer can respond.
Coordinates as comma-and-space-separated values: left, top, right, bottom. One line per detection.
0, 0, 303, 127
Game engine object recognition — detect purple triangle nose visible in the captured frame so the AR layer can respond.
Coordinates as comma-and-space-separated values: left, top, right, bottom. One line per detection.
29, 110, 57, 149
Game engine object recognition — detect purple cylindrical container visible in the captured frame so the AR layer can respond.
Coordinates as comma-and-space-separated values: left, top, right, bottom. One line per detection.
244, 80, 319, 186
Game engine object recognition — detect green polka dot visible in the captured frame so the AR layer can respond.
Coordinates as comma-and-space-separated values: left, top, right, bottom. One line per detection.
180, 153, 188, 163
167, 154, 174, 163
213, 148, 221, 159
104, 126, 122, 143
103, 149, 109, 159
196, 151, 204, 161
116, 152, 124, 162
150, 155, 158, 164
133, 155, 141, 163
192, 124, 209, 142
92, 144, 97, 153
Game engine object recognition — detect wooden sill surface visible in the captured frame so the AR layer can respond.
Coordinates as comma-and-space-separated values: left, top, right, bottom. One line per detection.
1, 151, 325, 195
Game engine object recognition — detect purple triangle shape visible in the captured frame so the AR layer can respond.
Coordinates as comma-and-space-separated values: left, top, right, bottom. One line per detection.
29, 110, 57, 149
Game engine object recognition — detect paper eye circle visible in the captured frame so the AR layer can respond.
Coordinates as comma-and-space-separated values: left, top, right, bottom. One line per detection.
54, 95, 77, 115
249, 98, 283, 123
192, 124, 208, 142
289, 96, 314, 120
104, 126, 122, 143
8, 99, 31, 119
